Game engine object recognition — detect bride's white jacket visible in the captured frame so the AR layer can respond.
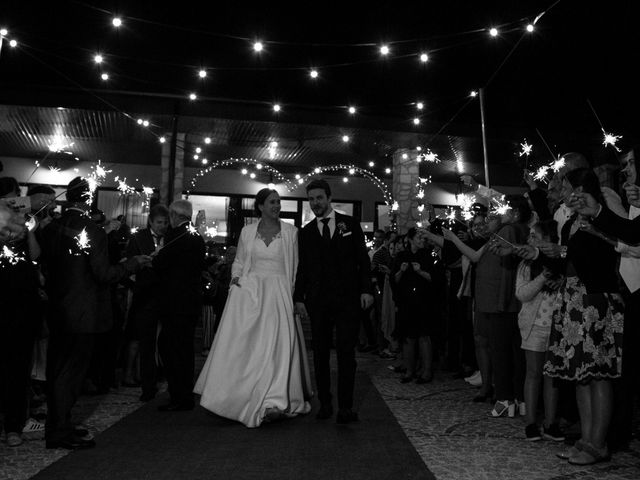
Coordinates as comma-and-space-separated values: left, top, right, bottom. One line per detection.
231, 221, 299, 292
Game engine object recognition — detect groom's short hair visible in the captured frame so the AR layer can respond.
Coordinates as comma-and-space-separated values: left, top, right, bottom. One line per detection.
306, 179, 331, 198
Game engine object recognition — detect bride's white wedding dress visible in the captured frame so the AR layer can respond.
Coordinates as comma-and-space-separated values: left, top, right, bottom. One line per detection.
194, 224, 312, 427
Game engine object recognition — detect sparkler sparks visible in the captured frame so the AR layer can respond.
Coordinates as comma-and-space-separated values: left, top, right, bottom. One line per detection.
130, 227, 139, 234
602, 131, 622, 152
142, 186, 154, 196
519, 141, 533, 157
418, 149, 440, 163
115, 177, 136, 195
187, 224, 198, 235
1, 245, 25, 266
391, 201, 399, 212
551, 157, 565, 172
69, 228, 91, 255
534, 165, 550, 182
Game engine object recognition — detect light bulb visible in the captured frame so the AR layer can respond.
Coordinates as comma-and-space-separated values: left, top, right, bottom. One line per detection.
273, 104, 281, 112
368, 161, 375, 167
253, 41, 263, 52
420, 53, 428, 63
189, 93, 197, 101
94, 54, 103, 64
193, 155, 199, 160
343, 177, 348, 183
526, 24, 534, 32
142, 120, 149, 127
249, 173, 256, 179
309, 69, 318, 79
489, 28, 498, 37
198, 69, 207, 78
349, 168, 355, 174
416, 146, 422, 151
241, 169, 248, 175
0, 29, 7, 36
342, 135, 350, 142
348, 106, 356, 115
204, 137, 211, 144
413, 118, 420, 125
202, 159, 208, 165
402, 153, 408, 159
470, 90, 478, 97
137, 119, 143, 125
385, 168, 391, 174
112, 17, 122, 27
9, 39, 17, 48
380, 45, 390, 55
100, 73, 109, 81
416, 102, 424, 110
256, 163, 263, 170
159, 137, 166, 143
195, 147, 202, 153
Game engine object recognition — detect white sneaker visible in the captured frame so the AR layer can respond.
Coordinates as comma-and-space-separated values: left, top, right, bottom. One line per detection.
464, 370, 481, 384
465, 371, 482, 387
22, 418, 45, 433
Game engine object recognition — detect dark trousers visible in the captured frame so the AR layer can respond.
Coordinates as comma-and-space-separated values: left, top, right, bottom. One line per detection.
309, 299, 360, 410
134, 302, 161, 396
609, 288, 640, 447
158, 314, 196, 406
0, 304, 39, 433
45, 328, 95, 441
487, 312, 525, 401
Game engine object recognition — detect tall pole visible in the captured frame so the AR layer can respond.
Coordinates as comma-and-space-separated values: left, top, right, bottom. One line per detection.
479, 87, 490, 188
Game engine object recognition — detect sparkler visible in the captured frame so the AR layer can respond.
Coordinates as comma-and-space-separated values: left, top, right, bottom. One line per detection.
115, 177, 136, 195
72, 228, 91, 255
491, 231, 516, 248
0, 245, 25, 266
519, 141, 532, 157
130, 227, 139, 234
152, 223, 201, 255
418, 149, 440, 163
602, 131, 622, 152
551, 157, 565, 172
534, 165, 550, 182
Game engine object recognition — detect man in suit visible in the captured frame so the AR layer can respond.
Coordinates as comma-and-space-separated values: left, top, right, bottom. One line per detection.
294, 179, 373, 424
40, 177, 150, 449
154, 199, 205, 411
125, 204, 170, 401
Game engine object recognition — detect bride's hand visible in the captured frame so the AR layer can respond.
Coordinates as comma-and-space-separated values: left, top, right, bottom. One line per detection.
230, 276, 241, 288
295, 302, 308, 320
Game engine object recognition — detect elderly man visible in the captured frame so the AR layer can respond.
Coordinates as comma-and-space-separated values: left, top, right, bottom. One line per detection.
154, 199, 205, 411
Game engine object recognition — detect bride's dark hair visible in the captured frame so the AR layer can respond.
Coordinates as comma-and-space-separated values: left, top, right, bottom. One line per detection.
254, 188, 278, 216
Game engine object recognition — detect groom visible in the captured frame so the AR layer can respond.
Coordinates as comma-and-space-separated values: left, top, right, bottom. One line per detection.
294, 179, 373, 424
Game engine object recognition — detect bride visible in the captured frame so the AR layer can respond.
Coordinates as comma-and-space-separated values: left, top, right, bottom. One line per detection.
194, 188, 312, 427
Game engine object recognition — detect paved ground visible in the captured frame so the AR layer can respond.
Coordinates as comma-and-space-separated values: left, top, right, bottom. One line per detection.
2, 351, 639, 480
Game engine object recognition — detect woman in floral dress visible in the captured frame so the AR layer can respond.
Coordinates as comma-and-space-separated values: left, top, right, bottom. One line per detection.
543, 168, 624, 465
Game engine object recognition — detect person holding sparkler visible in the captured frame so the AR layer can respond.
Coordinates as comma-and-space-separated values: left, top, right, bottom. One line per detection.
542, 168, 624, 465
0, 177, 43, 447
40, 177, 151, 450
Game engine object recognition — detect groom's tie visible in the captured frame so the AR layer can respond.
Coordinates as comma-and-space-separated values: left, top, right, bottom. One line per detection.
321, 218, 331, 242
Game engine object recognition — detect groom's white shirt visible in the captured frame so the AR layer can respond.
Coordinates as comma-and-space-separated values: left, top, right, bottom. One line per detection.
315, 208, 336, 238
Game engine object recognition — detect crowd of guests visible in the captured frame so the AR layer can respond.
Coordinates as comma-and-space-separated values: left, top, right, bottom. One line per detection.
0, 175, 207, 449
1, 149, 638, 464
359, 150, 639, 466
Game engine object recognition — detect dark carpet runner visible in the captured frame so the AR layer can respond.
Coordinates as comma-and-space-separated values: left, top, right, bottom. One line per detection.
32, 373, 434, 479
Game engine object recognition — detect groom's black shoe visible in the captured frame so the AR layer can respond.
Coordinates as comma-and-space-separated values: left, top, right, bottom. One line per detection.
316, 404, 334, 420
336, 409, 359, 424
157, 402, 194, 412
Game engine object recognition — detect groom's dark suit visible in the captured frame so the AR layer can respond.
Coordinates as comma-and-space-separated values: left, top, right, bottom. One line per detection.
294, 212, 372, 411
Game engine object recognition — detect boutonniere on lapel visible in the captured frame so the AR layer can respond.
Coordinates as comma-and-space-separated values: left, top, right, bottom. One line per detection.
337, 221, 352, 237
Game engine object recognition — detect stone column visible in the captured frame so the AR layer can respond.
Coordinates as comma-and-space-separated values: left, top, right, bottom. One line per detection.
392, 148, 420, 234
160, 132, 185, 205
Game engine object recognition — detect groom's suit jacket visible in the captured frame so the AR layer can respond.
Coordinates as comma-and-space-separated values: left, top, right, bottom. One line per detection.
293, 212, 372, 308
